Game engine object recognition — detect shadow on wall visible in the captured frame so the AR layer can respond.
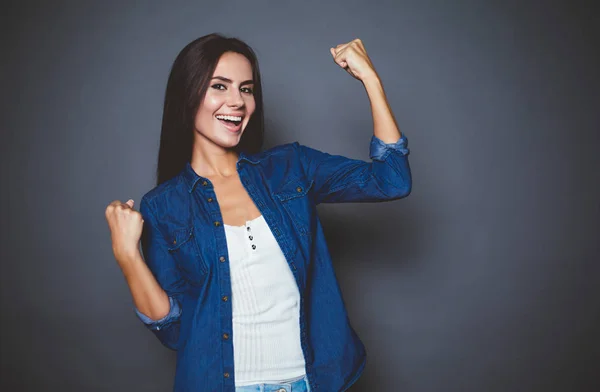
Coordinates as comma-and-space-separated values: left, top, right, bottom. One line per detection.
320, 202, 421, 392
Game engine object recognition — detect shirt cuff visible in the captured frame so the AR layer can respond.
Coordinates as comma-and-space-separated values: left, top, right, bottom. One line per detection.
134, 296, 182, 331
369, 134, 409, 161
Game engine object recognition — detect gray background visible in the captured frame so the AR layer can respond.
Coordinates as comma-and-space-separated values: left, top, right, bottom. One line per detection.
2, 0, 599, 391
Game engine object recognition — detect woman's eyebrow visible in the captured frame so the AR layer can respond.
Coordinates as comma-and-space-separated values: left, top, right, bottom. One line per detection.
211, 76, 254, 86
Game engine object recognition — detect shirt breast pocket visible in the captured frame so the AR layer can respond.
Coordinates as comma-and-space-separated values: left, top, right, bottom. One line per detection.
274, 176, 315, 237
166, 225, 208, 279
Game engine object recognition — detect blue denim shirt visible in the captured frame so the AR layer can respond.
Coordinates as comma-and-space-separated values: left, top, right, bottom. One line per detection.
136, 134, 411, 391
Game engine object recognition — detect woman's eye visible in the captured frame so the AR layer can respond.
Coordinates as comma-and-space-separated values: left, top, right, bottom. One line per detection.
211, 84, 253, 94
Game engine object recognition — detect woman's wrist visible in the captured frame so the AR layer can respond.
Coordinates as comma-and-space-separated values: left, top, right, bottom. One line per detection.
115, 247, 144, 273
361, 71, 382, 89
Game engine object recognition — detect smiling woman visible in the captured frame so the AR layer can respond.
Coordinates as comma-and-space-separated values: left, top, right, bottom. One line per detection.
197, 58, 256, 139
153, 34, 265, 186
105, 33, 411, 392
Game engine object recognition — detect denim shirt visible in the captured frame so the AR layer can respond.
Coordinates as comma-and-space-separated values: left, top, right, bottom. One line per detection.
136, 134, 411, 392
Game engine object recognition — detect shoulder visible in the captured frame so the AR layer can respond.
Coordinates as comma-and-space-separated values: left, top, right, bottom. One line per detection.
254, 141, 299, 159
141, 177, 178, 202
239, 142, 312, 189
139, 175, 187, 214
243, 141, 305, 166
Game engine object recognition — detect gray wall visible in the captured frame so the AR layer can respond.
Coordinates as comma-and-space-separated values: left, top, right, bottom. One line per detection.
2, 0, 599, 391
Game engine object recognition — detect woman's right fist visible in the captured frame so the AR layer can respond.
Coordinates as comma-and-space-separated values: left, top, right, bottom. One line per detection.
105, 199, 144, 262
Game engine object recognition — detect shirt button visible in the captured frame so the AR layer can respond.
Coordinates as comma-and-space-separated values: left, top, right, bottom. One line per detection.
249, 235, 253, 240
223, 333, 229, 340
296, 186, 302, 192
251, 245, 256, 250
222, 296, 228, 302
207, 197, 213, 202
219, 256, 226, 263
202, 180, 208, 186
224, 372, 230, 378
214, 221, 221, 227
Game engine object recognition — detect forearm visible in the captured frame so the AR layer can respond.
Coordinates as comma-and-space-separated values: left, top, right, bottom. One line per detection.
362, 73, 402, 143
118, 251, 171, 320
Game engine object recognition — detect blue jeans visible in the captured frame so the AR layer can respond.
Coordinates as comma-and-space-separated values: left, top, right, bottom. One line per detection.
235, 375, 311, 392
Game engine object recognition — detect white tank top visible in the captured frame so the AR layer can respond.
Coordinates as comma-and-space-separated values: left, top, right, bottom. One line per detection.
223, 215, 306, 386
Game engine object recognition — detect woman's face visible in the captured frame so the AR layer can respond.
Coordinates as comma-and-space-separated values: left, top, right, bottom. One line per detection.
194, 51, 256, 149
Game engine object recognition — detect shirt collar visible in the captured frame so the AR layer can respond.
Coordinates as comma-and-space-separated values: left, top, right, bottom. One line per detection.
182, 151, 262, 193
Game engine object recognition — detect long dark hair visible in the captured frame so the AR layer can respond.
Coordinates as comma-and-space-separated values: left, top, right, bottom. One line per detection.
156, 33, 264, 186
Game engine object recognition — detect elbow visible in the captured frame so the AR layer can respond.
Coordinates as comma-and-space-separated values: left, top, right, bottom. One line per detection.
377, 157, 412, 200
402, 178, 412, 197
374, 173, 412, 201
153, 322, 182, 351
395, 182, 411, 199
136, 296, 183, 350
398, 168, 412, 198
388, 177, 411, 200
159, 338, 179, 351
401, 183, 412, 199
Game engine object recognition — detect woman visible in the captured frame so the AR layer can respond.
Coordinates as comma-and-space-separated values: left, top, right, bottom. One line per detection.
105, 33, 411, 392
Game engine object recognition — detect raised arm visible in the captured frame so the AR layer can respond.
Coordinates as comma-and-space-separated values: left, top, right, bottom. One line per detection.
296, 39, 412, 204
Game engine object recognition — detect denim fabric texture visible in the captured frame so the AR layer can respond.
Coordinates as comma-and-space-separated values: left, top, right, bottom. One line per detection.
136, 134, 411, 391
235, 374, 311, 392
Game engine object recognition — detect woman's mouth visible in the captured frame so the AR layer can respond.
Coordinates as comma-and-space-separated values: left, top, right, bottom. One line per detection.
215, 115, 243, 133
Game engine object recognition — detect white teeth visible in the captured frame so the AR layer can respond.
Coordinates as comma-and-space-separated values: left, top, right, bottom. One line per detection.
216, 115, 242, 121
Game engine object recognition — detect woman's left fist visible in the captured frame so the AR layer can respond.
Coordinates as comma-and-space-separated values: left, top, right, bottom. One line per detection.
330, 38, 378, 82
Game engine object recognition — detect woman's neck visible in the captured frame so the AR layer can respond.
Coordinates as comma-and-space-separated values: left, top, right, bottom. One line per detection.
190, 138, 239, 179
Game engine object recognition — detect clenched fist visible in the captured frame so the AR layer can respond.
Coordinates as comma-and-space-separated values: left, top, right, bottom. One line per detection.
329, 38, 378, 82
105, 199, 144, 263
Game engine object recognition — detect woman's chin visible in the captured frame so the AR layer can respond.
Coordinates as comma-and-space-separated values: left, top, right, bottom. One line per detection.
216, 133, 243, 149
195, 129, 242, 148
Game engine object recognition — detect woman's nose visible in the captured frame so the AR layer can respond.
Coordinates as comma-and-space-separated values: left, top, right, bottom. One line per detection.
227, 89, 244, 107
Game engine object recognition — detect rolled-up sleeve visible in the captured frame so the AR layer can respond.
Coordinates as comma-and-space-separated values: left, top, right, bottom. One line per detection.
136, 196, 188, 350
135, 296, 182, 330
295, 133, 411, 204
369, 134, 410, 160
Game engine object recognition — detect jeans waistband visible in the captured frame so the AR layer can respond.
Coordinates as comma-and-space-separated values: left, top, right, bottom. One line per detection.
235, 374, 310, 392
